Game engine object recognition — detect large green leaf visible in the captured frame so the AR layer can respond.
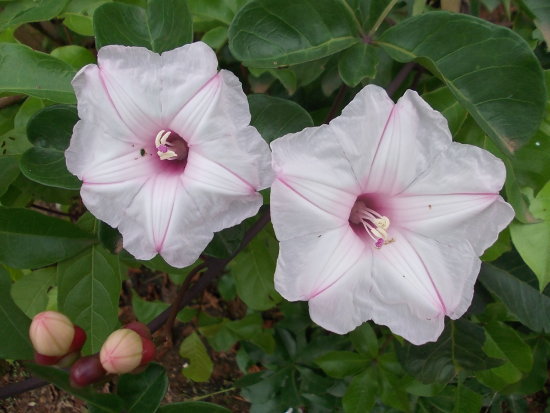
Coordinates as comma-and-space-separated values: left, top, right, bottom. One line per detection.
378, 11, 546, 156
315, 351, 370, 379
0, 207, 95, 268
228, 0, 360, 68
343, 368, 378, 413
0, 156, 20, 197
229, 225, 281, 311
11, 267, 56, 318
477, 321, 533, 390
20, 105, 81, 190
28, 363, 124, 412
522, 0, 550, 47
479, 263, 550, 333
94, 0, 193, 53
338, 42, 378, 87
397, 319, 502, 383
117, 363, 168, 413
510, 180, 550, 291
179, 332, 213, 382
0, 266, 33, 360
248, 94, 313, 143
58, 245, 121, 354
0, 44, 76, 104
0, 0, 70, 31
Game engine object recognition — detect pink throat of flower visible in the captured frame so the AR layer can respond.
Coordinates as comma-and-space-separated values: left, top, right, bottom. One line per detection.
349, 201, 392, 249
155, 130, 189, 162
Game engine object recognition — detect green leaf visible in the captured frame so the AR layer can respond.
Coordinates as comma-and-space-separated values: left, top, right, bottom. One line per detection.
230, 225, 281, 310
58, 245, 121, 354
349, 322, 378, 358
479, 263, 550, 333
28, 363, 124, 412
61, 0, 110, 36
0, 0, 70, 30
510, 180, 550, 290
248, 94, 314, 143
343, 367, 378, 413
0, 156, 20, 197
132, 292, 169, 325
20, 104, 81, 190
11, 267, 56, 318
422, 86, 469, 136
477, 321, 533, 390
157, 402, 230, 413
179, 332, 213, 382
0, 207, 95, 268
201, 26, 228, 50
228, 0, 360, 68
452, 383, 483, 413
315, 351, 370, 379
188, 0, 234, 25
118, 363, 168, 413
94, 0, 193, 53
378, 11, 546, 155
338, 42, 377, 87
0, 44, 76, 104
0, 266, 33, 360
398, 319, 503, 383
522, 0, 550, 47
51, 46, 96, 70
204, 223, 245, 259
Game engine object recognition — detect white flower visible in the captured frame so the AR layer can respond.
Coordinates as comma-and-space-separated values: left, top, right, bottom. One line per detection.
66, 42, 272, 268
270, 85, 514, 344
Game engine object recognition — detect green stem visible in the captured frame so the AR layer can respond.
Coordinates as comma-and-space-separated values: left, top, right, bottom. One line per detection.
368, 0, 399, 36
189, 387, 237, 401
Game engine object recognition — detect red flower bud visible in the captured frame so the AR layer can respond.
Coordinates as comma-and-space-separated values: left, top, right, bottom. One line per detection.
70, 354, 107, 388
29, 311, 75, 357
123, 321, 152, 340
99, 329, 156, 374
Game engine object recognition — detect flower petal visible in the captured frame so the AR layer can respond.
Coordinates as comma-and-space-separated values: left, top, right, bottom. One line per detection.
308, 252, 374, 334
270, 124, 359, 240
159, 42, 219, 125
96, 46, 163, 137
368, 230, 479, 344
362, 89, 451, 195
170, 70, 272, 190
274, 225, 366, 301
330, 84, 394, 186
393, 143, 514, 255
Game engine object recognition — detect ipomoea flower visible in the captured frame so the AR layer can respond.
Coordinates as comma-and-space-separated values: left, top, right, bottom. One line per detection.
66, 42, 272, 267
270, 85, 514, 345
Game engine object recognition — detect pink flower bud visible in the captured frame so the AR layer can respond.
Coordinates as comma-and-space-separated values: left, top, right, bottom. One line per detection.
29, 311, 75, 357
99, 329, 141, 374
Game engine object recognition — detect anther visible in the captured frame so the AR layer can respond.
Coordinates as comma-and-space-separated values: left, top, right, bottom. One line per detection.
350, 201, 392, 249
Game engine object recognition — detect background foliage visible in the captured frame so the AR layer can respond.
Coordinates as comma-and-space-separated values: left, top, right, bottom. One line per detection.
0, 0, 549, 411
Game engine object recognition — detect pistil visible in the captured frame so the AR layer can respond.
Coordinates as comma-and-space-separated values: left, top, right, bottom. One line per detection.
350, 201, 393, 248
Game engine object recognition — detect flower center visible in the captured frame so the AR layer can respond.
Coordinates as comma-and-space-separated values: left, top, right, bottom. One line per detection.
155, 130, 188, 162
349, 201, 393, 249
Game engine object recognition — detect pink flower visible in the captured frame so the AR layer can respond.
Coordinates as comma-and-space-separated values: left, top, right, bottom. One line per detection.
270, 85, 514, 344
66, 42, 272, 267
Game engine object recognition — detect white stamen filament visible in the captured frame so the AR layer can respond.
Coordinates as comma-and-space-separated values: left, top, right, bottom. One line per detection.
155, 130, 178, 160
350, 202, 392, 249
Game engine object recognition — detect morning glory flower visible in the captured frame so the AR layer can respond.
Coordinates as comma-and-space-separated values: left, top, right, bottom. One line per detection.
270, 85, 514, 345
66, 42, 272, 268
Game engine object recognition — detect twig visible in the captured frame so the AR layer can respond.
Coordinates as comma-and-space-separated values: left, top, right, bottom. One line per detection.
30, 204, 72, 217
385, 62, 416, 98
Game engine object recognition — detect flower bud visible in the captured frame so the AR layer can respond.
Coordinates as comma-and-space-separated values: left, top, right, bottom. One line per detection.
29, 311, 75, 357
70, 354, 106, 388
99, 329, 155, 374
123, 321, 152, 340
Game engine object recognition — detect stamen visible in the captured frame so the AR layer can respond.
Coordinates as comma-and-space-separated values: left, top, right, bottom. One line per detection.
350, 201, 393, 249
154, 130, 188, 162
